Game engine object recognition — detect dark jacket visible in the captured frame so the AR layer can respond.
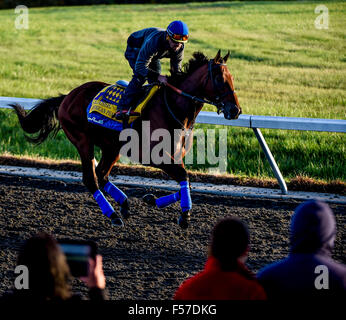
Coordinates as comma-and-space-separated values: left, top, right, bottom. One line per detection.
127, 27, 184, 79
257, 200, 346, 299
174, 256, 267, 300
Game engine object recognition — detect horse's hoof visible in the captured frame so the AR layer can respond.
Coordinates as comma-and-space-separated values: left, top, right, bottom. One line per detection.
111, 217, 124, 227
120, 199, 130, 219
143, 193, 157, 206
178, 211, 190, 230
110, 213, 124, 227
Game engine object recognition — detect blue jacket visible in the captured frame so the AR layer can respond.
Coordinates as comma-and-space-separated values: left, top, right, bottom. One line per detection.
127, 28, 184, 79
257, 253, 346, 299
257, 200, 346, 299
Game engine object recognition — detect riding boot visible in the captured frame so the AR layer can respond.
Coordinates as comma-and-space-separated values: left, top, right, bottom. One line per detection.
116, 74, 145, 120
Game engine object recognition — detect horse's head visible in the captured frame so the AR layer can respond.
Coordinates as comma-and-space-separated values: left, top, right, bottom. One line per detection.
205, 50, 242, 120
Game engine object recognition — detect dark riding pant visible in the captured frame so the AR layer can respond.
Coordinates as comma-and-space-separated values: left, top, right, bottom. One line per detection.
117, 73, 146, 111
118, 46, 161, 111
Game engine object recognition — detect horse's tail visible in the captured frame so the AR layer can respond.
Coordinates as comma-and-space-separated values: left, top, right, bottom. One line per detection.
10, 95, 66, 144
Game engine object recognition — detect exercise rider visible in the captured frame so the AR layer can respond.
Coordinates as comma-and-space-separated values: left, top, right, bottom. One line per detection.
115, 20, 189, 120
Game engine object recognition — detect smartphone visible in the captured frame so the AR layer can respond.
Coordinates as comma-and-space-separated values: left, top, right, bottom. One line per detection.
58, 239, 97, 277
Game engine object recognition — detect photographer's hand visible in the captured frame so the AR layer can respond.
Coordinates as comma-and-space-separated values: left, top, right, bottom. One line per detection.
81, 254, 106, 289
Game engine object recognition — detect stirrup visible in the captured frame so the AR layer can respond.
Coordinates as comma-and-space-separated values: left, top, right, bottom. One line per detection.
115, 110, 128, 120
115, 109, 141, 121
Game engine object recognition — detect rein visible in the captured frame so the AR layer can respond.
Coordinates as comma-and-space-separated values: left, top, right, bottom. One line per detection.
165, 82, 218, 107
165, 59, 228, 109
162, 59, 228, 129
163, 86, 187, 130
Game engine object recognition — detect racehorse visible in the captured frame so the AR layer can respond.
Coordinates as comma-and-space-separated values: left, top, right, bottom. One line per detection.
11, 50, 241, 229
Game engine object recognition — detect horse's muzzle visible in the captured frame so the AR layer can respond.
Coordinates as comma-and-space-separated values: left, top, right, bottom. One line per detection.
223, 103, 242, 120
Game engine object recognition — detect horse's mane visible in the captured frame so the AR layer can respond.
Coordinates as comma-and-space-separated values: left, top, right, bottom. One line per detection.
168, 51, 209, 86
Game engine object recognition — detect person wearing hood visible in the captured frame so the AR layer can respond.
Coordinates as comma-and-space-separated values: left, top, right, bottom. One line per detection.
257, 200, 346, 299
174, 216, 266, 300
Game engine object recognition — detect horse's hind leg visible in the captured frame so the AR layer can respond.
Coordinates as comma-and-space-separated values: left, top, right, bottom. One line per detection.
62, 123, 124, 227
80, 142, 124, 227
95, 144, 129, 219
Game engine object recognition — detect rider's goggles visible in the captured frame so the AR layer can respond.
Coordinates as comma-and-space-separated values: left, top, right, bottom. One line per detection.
168, 31, 189, 43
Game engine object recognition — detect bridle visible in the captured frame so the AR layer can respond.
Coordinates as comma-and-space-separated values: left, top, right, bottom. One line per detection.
163, 59, 235, 129
205, 59, 236, 113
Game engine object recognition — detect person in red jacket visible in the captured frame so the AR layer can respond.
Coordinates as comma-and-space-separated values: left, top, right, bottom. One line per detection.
174, 216, 266, 300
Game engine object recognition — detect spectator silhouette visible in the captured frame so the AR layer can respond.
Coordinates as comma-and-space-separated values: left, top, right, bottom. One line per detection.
174, 216, 266, 300
257, 200, 346, 299
2, 232, 106, 301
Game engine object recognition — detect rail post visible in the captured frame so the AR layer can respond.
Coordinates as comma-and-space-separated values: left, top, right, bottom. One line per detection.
252, 127, 288, 195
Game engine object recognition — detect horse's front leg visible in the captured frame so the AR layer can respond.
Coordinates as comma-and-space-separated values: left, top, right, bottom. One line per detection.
144, 164, 192, 229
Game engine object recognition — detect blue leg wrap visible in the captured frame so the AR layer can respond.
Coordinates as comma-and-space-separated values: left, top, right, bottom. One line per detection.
180, 181, 192, 212
104, 182, 127, 205
156, 192, 181, 209
93, 189, 114, 218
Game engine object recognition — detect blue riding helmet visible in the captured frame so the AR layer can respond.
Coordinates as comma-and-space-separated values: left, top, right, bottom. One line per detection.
167, 20, 189, 43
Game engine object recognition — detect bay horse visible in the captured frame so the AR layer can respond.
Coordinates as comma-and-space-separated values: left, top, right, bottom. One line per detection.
11, 50, 241, 229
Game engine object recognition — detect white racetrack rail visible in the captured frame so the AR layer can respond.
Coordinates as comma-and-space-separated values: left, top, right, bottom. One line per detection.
0, 165, 345, 204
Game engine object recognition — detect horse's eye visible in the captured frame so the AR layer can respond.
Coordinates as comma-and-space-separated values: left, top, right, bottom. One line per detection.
215, 74, 223, 85
215, 74, 222, 83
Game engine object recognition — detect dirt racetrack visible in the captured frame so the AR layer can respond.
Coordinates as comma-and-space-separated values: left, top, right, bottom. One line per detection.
0, 173, 345, 300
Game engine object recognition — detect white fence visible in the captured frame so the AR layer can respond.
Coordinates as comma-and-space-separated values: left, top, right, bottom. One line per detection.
1, 96, 345, 194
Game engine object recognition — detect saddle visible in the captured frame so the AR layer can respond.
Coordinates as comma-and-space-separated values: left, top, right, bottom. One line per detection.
88, 80, 159, 125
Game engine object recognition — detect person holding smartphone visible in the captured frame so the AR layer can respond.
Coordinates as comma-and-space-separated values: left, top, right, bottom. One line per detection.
2, 233, 107, 301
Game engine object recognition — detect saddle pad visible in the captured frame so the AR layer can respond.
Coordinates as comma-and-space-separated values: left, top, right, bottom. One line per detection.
87, 103, 124, 132
88, 82, 159, 125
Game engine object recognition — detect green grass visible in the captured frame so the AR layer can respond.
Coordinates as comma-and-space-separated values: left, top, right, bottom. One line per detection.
0, 1, 345, 182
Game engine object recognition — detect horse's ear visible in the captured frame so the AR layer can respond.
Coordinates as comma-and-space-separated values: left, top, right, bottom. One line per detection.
214, 50, 221, 63
223, 51, 230, 63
